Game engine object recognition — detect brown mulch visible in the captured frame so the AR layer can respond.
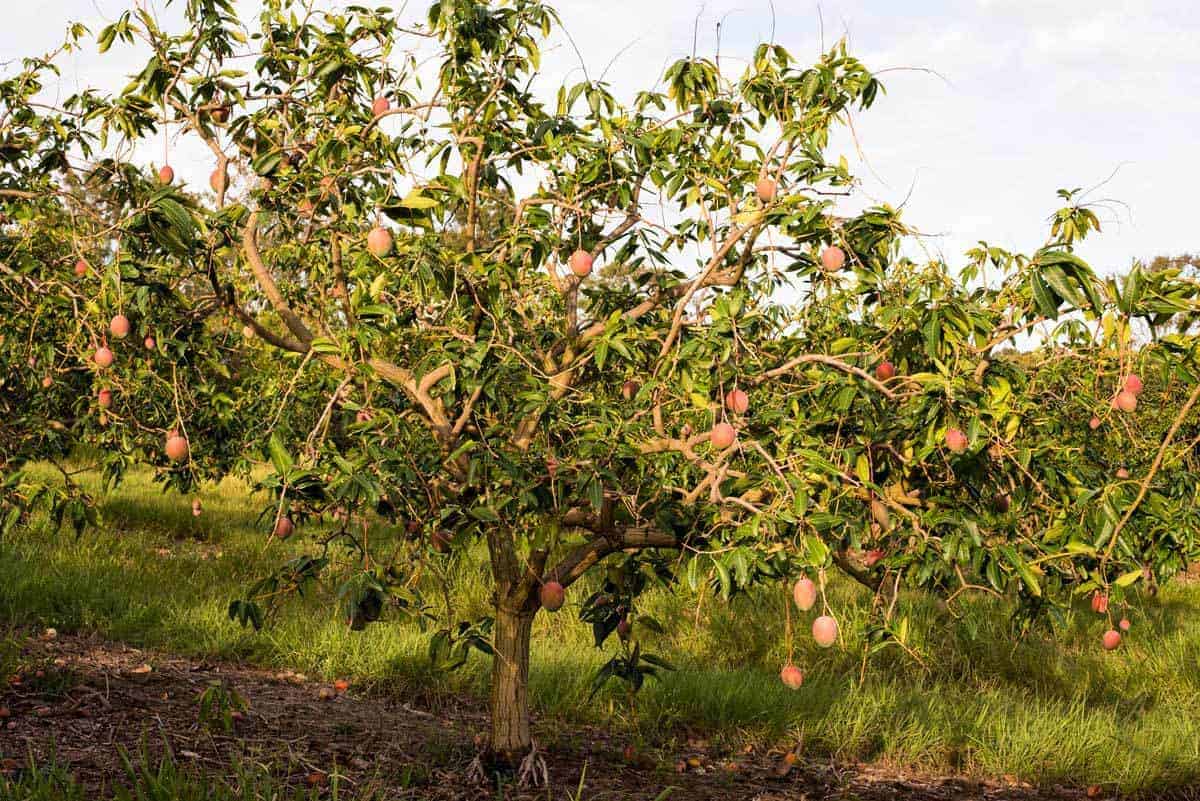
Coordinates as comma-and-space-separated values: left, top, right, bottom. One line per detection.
0, 630, 1183, 800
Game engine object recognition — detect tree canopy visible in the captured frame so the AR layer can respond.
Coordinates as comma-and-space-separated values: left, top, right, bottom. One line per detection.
3, 0, 1200, 774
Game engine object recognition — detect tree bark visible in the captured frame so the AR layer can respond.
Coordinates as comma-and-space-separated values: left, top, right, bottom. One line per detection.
489, 602, 535, 763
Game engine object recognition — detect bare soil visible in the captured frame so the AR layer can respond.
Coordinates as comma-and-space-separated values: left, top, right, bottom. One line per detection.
0, 630, 1185, 800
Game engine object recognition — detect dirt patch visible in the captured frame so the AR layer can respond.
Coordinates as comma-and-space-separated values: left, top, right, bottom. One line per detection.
0, 630, 1161, 800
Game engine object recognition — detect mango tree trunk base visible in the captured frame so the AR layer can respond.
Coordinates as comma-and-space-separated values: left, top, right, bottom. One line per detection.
489, 603, 535, 765
466, 742, 548, 788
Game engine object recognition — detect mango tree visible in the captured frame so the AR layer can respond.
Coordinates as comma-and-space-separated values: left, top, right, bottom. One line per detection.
4, 0, 1200, 777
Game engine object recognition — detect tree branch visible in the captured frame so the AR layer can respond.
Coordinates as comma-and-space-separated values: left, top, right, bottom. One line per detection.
361, 102, 442, 136
1101, 381, 1200, 569
227, 306, 307, 353
755, 353, 898, 399
659, 221, 762, 356
242, 211, 314, 345
241, 212, 465, 471
833, 549, 883, 592
544, 526, 681, 589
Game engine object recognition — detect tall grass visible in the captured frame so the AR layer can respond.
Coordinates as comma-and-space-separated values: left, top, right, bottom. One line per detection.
3, 463, 1200, 791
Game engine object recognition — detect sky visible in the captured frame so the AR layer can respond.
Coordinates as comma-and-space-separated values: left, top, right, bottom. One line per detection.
3, 0, 1198, 275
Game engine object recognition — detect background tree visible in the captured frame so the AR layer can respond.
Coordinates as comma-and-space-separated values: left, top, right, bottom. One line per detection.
4, 0, 1200, 781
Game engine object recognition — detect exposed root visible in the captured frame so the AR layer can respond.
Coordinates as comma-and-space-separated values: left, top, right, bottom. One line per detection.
466, 753, 488, 785
517, 741, 549, 787
465, 741, 547, 787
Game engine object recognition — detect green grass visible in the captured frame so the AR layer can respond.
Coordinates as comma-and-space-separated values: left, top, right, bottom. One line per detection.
3, 462, 1200, 793
1, 743, 368, 801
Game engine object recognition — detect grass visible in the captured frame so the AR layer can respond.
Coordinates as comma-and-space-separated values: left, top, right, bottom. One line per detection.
3, 461, 1200, 793
1, 744, 366, 801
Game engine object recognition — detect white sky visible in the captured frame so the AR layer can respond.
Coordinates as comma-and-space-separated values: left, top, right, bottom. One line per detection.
3, 0, 1198, 275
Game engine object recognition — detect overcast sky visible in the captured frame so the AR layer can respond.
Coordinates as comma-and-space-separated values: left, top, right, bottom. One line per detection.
3, 0, 1198, 275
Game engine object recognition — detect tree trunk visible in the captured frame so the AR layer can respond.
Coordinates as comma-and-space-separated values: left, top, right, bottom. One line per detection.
489, 602, 535, 764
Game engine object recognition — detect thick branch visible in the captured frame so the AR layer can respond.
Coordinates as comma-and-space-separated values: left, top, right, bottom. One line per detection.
367, 358, 455, 442
452, 385, 485, 437
544, 526, 682, 589
227, 306, 307, 353
240, 212, 466, 471
486, 526, 522, 602
242, 211, 315, 345
460, 136, 485, 252
510, 353, 574, 452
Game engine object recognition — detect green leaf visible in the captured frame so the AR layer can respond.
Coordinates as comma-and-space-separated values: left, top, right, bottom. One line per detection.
1114, 569, 1142, 588
639, 653, 676, 671
399, 190, 440, 210
713, 559, 732, 599
829, 337, 857, 355
1030, 275, 1061, 319
251, 150, 283, 176
468, 505, 500, 523
267, 433, 294, 476
1000, 545, 1041, 597
1040, 264, 1086, 310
